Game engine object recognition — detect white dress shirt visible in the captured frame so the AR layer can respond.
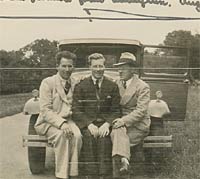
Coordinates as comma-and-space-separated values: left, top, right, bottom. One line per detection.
91, 76, 104, 88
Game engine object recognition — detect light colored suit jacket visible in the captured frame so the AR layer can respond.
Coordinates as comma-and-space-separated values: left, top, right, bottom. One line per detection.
117, 75, 151, 135
35, 73, 77, 135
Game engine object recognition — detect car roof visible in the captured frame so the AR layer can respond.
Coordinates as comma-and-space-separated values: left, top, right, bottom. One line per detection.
59, 38, 142, 46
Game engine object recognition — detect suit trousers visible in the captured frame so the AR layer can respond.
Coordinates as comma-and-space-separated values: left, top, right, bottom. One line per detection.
111, 126, 149, 159
111, 127, 130, 160
46, 120, 82, 179
111, 127, 148, 178
79, 122, 112, 176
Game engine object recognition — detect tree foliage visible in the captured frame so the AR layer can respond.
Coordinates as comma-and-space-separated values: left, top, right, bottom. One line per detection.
163, 30, 200, 80
0, 39, 58, 94
20, 39, 58, 67
163, 30, 194, 47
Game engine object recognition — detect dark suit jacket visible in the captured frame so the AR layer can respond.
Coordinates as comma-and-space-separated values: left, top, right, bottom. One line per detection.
72, 76, 121, 129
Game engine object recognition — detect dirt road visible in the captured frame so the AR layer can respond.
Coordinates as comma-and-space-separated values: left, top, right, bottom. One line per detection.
0, 113, 55, 179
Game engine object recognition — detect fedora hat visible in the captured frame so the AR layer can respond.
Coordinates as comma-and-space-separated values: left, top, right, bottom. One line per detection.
114, 52, 137, 66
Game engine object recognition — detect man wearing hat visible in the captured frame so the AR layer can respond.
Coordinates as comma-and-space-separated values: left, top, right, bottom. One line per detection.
111, 52, 151, 178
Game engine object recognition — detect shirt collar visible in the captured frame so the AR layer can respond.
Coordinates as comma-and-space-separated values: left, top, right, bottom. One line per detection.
57, 72, 71, 86
122, 75, 136, 88
125, 77, 132, 88
91, 75, 104, 86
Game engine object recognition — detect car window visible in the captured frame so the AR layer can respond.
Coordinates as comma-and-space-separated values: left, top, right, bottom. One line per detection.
143, 46, 188, 76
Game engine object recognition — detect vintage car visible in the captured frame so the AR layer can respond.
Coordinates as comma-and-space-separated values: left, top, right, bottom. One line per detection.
23, 38, 190, 175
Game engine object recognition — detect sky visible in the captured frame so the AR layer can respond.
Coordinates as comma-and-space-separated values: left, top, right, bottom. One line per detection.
0, 0, 200, 51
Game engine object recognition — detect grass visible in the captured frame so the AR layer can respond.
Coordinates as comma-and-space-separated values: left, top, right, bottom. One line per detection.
158, 85, 200, 179
0, 85, 199, 179
0, 93, 31, 118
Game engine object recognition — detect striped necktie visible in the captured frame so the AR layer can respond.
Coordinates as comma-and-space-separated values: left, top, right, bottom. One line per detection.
95, 79, 100, 112
64, 81, 71, 95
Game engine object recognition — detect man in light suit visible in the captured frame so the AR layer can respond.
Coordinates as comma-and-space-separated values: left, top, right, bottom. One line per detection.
72, 53, 121, 179
111, 52, 151, 178
35, 51, 82, 179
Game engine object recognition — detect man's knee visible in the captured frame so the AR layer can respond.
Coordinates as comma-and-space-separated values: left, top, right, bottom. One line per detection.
46, 129, 67, 147
111, 127, 127, 140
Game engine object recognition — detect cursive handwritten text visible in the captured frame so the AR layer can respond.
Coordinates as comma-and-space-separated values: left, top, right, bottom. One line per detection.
79, 0, 104, 6
0, 0, 200, 13
112, 0, 170, 8
179, 0, 200, 12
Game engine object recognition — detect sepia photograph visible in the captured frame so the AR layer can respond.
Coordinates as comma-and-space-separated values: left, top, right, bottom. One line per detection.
0, 1, 200, 179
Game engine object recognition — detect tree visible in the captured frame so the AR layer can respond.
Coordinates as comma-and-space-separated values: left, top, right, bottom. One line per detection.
0, 39, 58, 94
0, 50, 11, 68
163, 30, 200, 80
164, 30, 194, 47
20, 39, 58, 67
0, 50, 23, 68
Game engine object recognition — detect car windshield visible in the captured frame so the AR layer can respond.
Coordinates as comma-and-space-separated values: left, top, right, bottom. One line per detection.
59, 43, 140, 70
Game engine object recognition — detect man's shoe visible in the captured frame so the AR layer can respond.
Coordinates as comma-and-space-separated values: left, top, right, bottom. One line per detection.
119, 157, 129, 173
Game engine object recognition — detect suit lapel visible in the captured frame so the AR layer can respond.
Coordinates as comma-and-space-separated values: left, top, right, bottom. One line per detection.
55, 74, 68, 103
120, 75, 138, 106
117, 79, 126, 97
100, 77, 107, 97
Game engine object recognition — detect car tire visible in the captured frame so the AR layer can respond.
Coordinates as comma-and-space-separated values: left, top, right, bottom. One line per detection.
28, 114, 46, 174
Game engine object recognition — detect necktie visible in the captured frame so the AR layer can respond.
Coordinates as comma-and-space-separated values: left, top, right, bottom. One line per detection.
95, 79, 100, 113
95, 79, 100, 90
122, 80, 127, 89
64, 81, 71, 95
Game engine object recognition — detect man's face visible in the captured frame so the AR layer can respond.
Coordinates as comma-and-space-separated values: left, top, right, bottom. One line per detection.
118, 64, 134, 81
90, 58, 105, 79
57, 57, 74, 80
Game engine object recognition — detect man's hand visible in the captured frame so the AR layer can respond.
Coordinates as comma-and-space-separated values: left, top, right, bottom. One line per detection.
112, 118, 125, 129
88, 123, 99, 138
60, 123, 73, 139
99, 122, 110, 138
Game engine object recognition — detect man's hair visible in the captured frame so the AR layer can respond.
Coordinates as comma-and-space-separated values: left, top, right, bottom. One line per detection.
88, 53, 105, 66
55, 51, 77, 65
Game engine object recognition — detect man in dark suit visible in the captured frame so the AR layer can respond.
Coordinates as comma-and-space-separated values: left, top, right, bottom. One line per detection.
72, 53, 121, 179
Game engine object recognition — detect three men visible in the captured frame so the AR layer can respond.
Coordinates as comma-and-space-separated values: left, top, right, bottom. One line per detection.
35, 51, 82, 179
111, 52, 151, 178
72, 53, 121, 179
35, 50, 150, 179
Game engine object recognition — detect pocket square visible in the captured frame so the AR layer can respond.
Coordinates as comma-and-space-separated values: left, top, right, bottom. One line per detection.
106, 95, 112, 99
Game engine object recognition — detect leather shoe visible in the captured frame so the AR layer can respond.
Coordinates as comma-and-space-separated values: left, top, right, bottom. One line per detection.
119, 157, 129, 173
